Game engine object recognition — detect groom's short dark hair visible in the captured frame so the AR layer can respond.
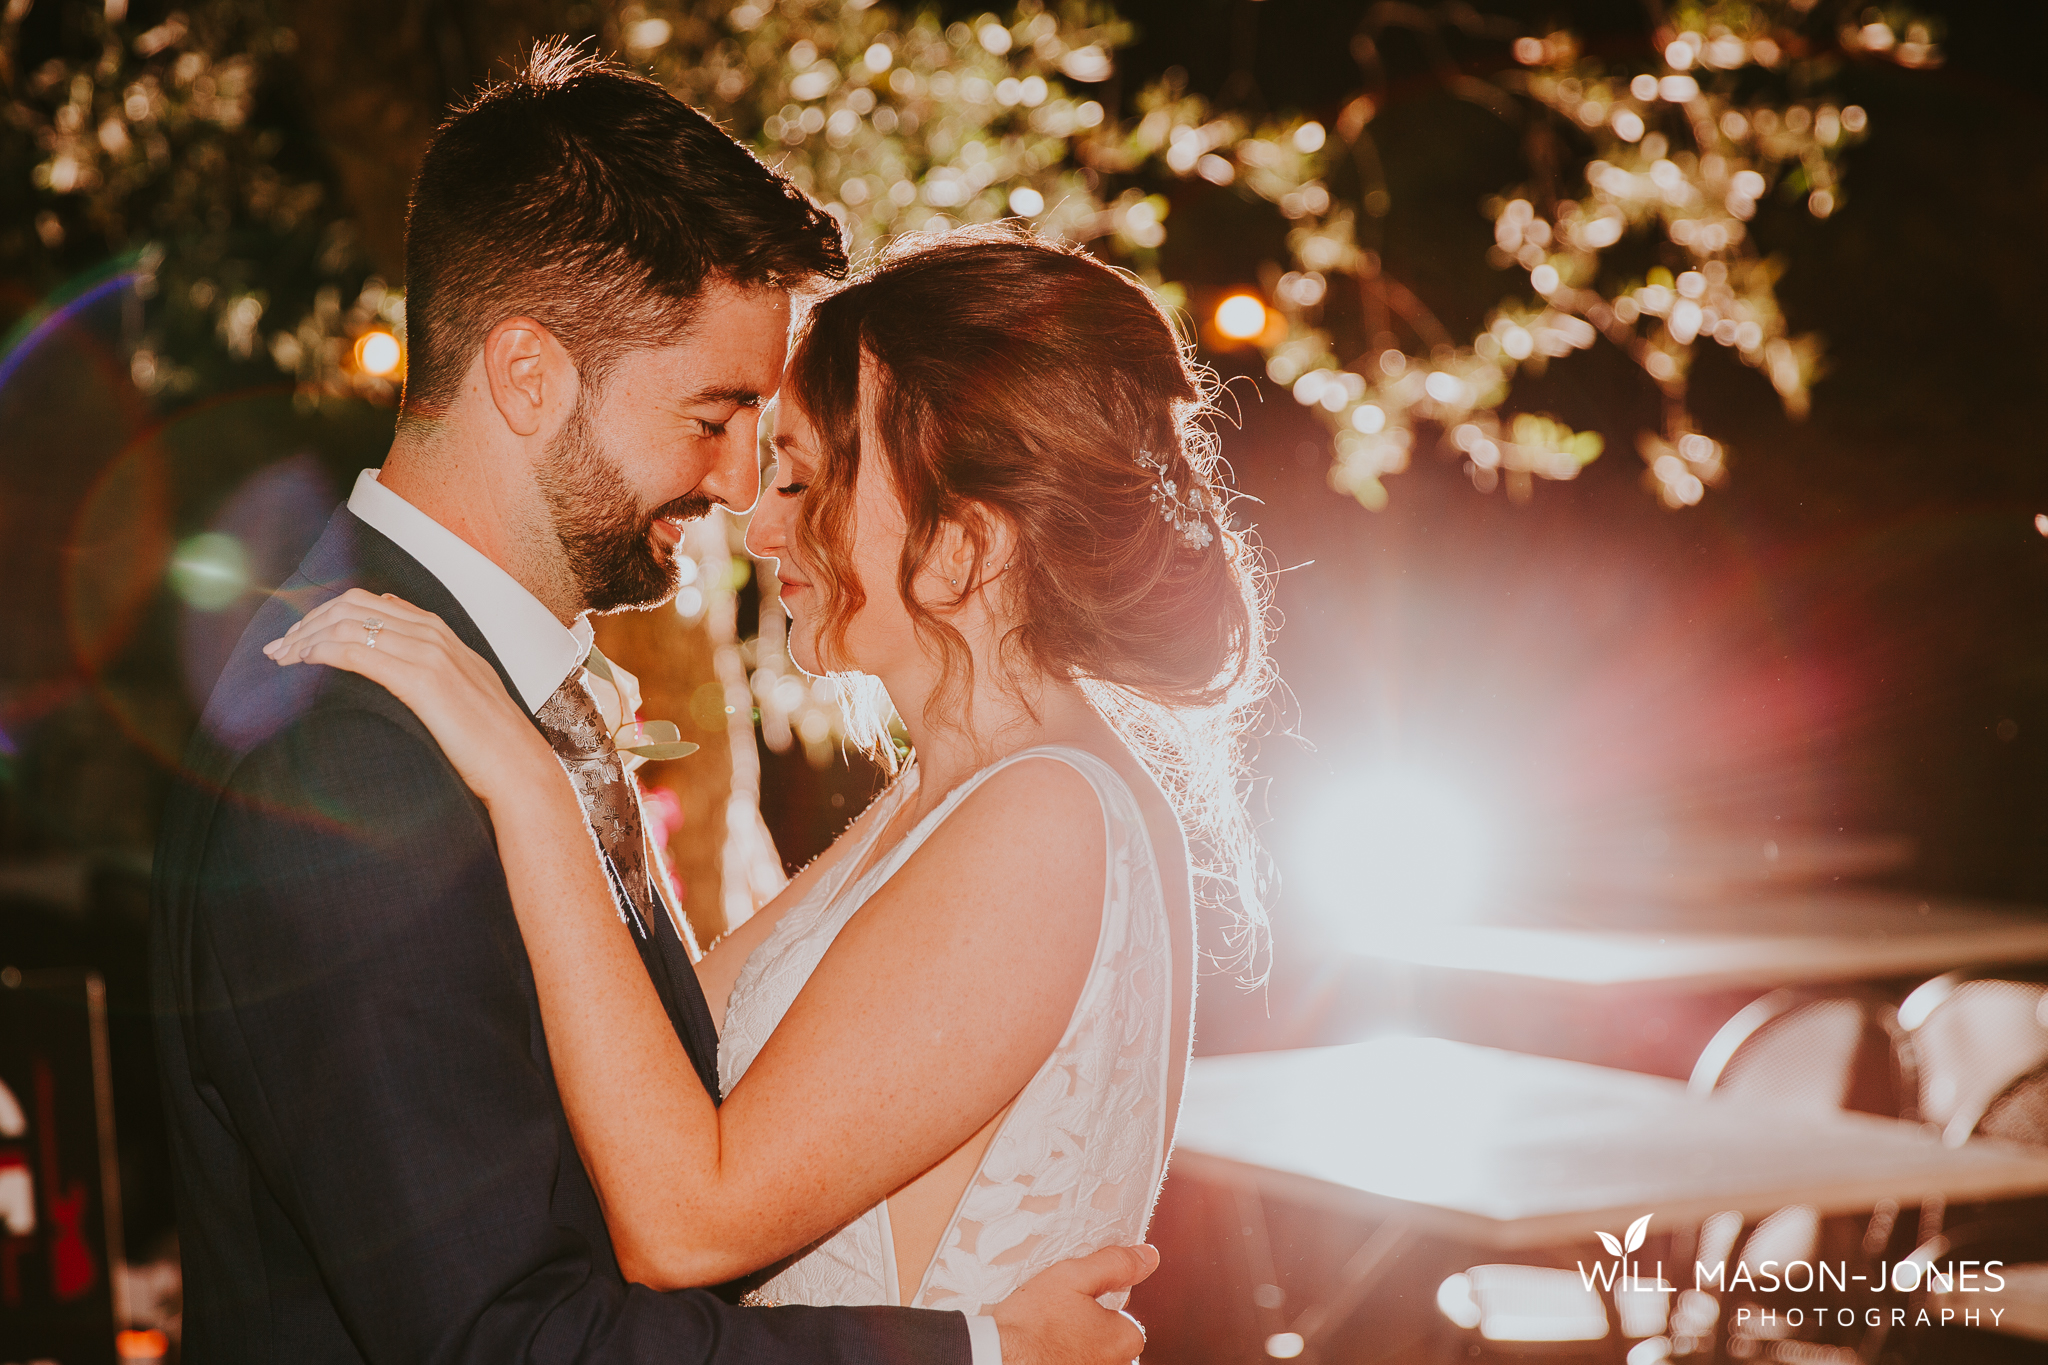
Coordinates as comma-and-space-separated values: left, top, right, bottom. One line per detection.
399, 41, 846, 419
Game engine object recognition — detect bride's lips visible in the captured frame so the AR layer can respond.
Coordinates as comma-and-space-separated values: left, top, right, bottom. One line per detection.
777, 575, 810, 603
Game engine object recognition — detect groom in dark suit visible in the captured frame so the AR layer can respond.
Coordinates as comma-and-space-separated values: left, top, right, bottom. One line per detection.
150, 46, 1151, 1365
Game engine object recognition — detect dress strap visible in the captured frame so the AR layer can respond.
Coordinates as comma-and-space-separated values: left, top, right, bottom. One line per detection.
848, 745, 1154, 907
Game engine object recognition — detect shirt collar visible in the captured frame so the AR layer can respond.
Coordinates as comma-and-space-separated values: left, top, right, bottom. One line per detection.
346, 468, 592, 714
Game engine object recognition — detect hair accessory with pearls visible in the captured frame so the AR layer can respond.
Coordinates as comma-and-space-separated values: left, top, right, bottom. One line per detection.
1137, 449, 1215, 550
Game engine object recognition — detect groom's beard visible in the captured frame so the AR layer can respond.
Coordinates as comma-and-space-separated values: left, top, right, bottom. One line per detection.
538, 392, 713, 613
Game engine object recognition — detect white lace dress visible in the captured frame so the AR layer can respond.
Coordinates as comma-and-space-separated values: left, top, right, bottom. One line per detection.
718, 745, 1176, 1314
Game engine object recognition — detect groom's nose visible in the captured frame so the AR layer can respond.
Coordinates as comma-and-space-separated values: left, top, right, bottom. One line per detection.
698, 411, 763, 511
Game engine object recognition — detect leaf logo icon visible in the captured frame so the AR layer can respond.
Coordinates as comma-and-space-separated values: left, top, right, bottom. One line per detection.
1594, 1215, 1652, 1258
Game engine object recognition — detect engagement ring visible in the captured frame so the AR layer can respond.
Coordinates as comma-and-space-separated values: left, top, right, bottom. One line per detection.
362, 617, 385, 649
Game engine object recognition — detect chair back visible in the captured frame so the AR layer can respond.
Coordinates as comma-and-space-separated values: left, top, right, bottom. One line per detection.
1689, 986, 1913, 1118
1899, 968, 2048, 1145
1973, 1058, 2048, 1150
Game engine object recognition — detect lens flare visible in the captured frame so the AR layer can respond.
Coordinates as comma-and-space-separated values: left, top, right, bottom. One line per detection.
169, 532, 252, 611
178, 453, 336, 706
64, 439, 173, 673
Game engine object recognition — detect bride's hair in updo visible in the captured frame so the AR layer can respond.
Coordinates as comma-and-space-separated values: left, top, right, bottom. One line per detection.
782, 223, 1275, 954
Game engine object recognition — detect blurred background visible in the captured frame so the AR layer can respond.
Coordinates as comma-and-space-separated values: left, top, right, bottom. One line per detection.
6, 0, 2048, 1360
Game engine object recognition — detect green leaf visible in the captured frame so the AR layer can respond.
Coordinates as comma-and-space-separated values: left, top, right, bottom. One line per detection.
621, 741, 700, 762
616, 719, 682, 747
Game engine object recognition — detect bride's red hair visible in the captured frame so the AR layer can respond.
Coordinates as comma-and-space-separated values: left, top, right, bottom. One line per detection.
783, 224, 1275, 963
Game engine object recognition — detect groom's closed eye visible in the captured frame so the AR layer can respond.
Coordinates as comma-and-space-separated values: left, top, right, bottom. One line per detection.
671, 383, 763, 441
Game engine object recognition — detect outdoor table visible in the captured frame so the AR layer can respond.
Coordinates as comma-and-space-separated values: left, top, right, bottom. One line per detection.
1288, 892, 2048, 1078
1354, 891, 2048, 989
1172, 1036, 2048, 1352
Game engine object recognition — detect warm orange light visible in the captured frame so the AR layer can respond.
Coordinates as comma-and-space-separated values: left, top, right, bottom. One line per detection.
1214, 293, 1269, 342
355, 331, 402, 376
116, 1330, 169, 1360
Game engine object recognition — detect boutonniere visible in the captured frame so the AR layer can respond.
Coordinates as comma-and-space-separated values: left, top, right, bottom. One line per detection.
583, 644, 699, 769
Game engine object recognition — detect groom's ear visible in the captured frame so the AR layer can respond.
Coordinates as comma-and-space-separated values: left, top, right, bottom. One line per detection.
482, 316, 572, 439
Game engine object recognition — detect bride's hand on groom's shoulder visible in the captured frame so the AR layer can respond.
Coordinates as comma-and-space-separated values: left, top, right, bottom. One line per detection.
264, 587, 554, 807
992, 1244, 1158, 1365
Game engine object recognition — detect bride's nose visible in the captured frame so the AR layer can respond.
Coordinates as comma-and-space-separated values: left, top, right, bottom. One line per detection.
743, 488, 788, 562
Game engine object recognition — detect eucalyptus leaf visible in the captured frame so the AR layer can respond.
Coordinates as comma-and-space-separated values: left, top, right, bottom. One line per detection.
621, 741, 700, 761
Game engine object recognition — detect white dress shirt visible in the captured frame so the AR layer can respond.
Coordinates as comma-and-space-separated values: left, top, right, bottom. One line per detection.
346, 468, 592, 714
344, 468, 1003, 1364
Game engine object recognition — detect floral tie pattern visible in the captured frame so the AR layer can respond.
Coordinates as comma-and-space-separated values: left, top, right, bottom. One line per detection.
534, 666, 658, 940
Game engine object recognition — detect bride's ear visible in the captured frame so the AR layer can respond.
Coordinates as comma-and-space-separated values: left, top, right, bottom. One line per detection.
975, 514, 1019, 590
930, 508, 1018, 603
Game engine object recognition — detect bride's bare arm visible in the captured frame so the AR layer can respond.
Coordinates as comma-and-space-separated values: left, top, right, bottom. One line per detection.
268, 589, 1104, 1290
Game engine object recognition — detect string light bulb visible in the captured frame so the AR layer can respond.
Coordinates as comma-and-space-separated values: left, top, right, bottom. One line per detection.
355, 331, 401, 377
1215, 293, 1269, 341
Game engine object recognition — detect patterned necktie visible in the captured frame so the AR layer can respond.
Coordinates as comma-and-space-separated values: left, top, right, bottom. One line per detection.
533, 664, 661, 941
532, 660, 724, 1099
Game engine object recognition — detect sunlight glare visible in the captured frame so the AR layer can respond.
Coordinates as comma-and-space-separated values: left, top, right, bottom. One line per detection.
1293, 764, 1501, 945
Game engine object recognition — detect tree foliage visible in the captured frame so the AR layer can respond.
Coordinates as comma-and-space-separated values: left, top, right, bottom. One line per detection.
0, 0, 1946, 866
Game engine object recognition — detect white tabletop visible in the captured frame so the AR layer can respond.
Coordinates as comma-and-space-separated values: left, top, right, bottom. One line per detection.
1174, 1037, 2048, 1250
1352, 892, 2048, 988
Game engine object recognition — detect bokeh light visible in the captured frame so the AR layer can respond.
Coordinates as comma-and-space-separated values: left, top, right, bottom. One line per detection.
115, 1329, 168, 1361
1215, 292, 1269, 341
354, 331, 402, 376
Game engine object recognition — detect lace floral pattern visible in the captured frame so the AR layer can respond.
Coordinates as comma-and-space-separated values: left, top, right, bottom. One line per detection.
718, 747, 1174, 1314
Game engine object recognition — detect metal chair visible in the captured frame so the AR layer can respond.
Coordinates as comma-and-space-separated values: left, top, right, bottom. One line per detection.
1432, 990, 1914, 1362
1898, 967, 2048, 1149
1856, 1058, 2048, 1362
1975, 1057, 2048, 1151
1864, 1212, 2048, 1362
1684, 989, 1916, 1363
1688, 985, 1916, 1119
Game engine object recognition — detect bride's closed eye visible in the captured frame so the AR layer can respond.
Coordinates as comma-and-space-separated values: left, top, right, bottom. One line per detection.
775, 480, 808, 497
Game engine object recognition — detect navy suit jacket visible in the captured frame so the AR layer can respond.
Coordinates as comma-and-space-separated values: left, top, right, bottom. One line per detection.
150, 509, 965, 1364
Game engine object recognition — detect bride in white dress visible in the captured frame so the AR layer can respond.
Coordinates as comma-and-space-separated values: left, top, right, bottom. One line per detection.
720, 743, 1173, 1312
271, 226, 1271, 1322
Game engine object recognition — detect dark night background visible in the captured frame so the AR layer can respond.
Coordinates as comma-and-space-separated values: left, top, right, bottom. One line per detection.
3, 0, 2046, 1327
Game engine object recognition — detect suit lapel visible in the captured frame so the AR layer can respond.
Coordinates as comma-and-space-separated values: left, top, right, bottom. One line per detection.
304, 512, 526, 710
308, 509, 727, 1099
